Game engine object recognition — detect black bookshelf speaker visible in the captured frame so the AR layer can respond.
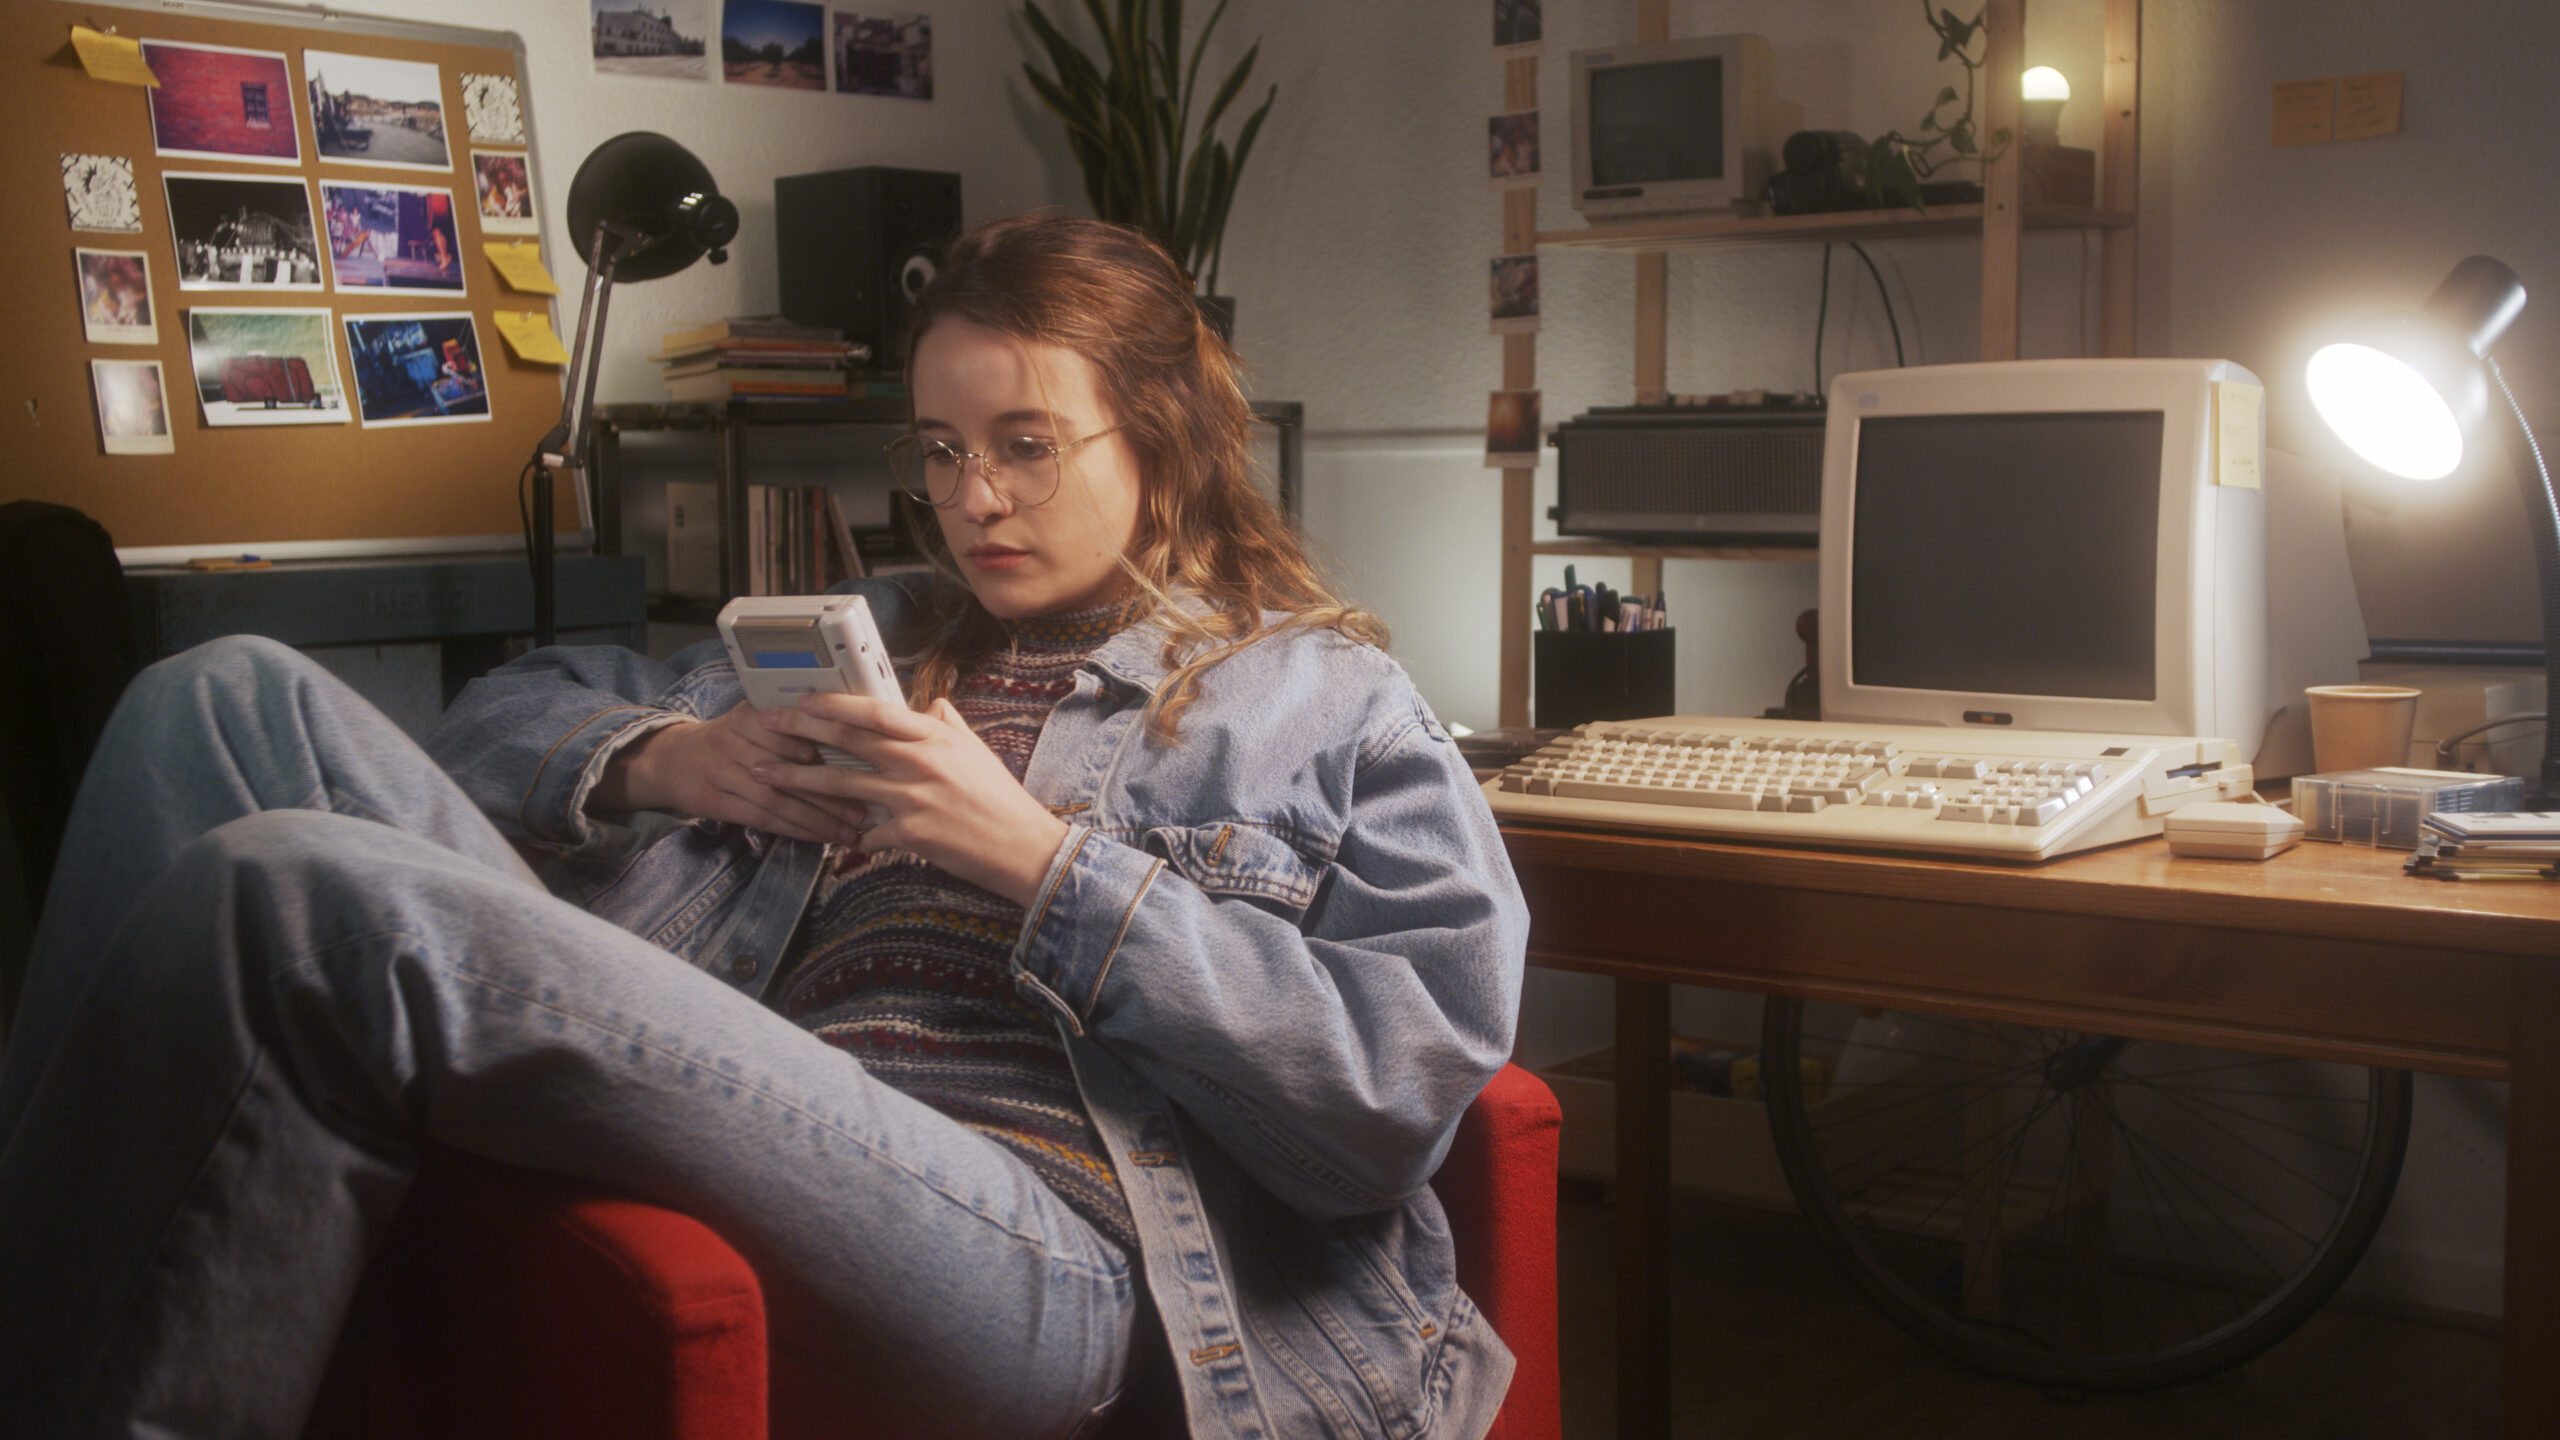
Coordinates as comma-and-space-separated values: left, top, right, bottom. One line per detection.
774, 166, 962, 369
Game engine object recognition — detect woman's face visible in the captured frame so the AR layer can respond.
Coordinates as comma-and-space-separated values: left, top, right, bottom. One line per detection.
909, 318, 1144, 620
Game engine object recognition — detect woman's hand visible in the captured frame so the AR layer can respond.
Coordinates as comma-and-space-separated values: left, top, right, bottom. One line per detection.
587, 705, 866, 844
752, 694, 1071, 907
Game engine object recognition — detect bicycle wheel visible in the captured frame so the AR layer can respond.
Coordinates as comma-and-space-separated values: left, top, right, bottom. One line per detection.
1759, 997, 2413, 1391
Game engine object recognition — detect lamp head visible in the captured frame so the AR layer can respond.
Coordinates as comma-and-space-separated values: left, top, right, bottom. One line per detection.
2307, 255, 2526, 481
565, 132, 741, 282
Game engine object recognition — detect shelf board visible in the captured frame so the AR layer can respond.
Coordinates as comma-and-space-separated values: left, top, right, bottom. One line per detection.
1537, 202, 2135, 255
1531, 539, 1817, 562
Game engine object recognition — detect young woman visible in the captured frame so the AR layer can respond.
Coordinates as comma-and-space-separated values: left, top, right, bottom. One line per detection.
0, 214, 1527, 1440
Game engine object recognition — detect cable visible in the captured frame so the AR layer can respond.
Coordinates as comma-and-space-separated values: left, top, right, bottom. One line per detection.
1848, 242, 1906, 367
1813, 244, 1834, 394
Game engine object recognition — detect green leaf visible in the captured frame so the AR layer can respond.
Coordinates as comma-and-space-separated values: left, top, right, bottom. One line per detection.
1197, 41, 1256, 139
1936, 84, 1958, 106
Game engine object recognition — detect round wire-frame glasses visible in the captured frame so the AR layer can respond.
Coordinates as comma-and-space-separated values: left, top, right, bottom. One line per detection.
883, 426, 1124, 509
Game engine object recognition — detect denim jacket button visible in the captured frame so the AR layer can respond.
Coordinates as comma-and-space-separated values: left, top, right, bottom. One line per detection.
730, 954, 759, 980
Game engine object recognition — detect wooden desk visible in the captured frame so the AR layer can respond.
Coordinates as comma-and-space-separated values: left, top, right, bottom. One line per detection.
1502, 825, 2560, 1438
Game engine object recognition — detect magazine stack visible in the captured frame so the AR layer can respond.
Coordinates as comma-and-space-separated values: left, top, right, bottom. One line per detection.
657, 317, 866, 402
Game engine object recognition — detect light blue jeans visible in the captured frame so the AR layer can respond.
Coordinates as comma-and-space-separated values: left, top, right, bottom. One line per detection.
0, 636, 1141, 1440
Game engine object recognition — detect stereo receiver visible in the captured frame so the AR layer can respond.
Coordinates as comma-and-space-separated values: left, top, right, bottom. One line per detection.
1550, 399, 1825, 545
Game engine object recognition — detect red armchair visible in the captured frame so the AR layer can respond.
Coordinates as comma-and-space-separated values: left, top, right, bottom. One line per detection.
343, 1063, 1562, 1440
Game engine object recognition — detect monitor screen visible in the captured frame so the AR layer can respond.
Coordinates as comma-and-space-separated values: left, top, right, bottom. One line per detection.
1588, 57, 1724, 186
1850, 410, 2166, 701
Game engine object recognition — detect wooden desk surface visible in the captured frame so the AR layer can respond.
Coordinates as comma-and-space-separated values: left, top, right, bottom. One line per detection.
1503, 822, 2560, 1439
1504, 827, 2560, 1080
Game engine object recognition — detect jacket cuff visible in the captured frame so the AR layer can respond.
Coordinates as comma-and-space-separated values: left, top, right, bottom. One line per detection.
523, 707, 693, 855
1012, 823, 1161, 1036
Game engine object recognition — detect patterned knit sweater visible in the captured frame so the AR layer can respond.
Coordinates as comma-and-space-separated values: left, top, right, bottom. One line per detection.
769, 604, 1140, 1254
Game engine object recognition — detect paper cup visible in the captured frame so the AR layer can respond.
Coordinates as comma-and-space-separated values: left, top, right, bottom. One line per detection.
2305, 685, 2423, 773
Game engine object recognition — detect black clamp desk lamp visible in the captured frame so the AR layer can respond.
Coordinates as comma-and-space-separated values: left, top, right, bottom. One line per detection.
527, 132, 739, 649
2306, 254, 2558, 804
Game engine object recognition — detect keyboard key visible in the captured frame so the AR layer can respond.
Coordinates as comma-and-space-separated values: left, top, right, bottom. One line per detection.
1938, 802, 1992, 823
2023, 798, 2067, 825
1937, 759, 1989, 780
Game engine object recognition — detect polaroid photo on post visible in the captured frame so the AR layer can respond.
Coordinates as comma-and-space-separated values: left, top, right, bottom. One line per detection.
305, 51, 453, 172
1486, 389, 1542, 468
75, 249, 158, 345
1489, 110, 1540, 190
320, 180, 466, 294
62, 154, 143, 233
594, 0, 710, 80
725, 0, 828, 91
461, 72, 527, 144
142, 41, 302, 167
471, 152, 538, 235
90, 359, 175, 456
1490, 254, 1539, 335
186, 307, 350, 427
834, 12, 934, 100
344, 312, 492, 427
163, 173, 323, 292
1494, 0, 1542, 54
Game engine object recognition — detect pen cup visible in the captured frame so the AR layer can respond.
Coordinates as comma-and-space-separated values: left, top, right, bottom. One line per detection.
1534, 629, 1676, 729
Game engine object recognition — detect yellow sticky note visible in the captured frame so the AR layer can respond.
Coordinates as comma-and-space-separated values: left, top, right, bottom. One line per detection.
2272, 78, 2335, 147
483, 241, 560, 295
493, 310, 571, 366
2338, 71, 2404, 141
71, 26, 158, 86
2214, 381, 2264, 489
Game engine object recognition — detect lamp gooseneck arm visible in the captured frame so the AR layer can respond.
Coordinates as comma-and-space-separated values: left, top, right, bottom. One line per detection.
2487, 356, 2560, 804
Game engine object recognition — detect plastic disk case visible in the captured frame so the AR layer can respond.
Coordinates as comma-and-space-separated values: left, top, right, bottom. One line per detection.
2291, 767, 2524, 849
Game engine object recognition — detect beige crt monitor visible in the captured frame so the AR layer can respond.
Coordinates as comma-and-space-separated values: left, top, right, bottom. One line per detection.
1817, 359, 2270, 756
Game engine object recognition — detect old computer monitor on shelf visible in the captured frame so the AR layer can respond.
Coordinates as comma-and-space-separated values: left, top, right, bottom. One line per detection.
1816, 358, 2271, 757
1569, 33, 1800, 219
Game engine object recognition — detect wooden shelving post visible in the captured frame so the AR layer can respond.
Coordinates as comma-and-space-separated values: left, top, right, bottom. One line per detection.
1498, 52, 1539, 730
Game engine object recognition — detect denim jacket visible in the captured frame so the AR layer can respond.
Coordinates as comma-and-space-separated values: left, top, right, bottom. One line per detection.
425, 579, 1530, 1440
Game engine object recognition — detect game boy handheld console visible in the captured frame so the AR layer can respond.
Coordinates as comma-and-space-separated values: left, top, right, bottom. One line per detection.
716, 594, 907, 768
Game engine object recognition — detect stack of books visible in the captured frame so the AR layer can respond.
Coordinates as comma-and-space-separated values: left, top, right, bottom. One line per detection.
658, 317, 869, 403
2406, 811, 2560, 881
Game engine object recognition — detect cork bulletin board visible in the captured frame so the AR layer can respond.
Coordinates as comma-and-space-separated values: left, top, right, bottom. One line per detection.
0, 0, 576, 553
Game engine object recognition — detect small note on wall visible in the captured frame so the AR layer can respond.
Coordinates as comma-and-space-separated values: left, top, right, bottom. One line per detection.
2337, 72, 2404, 141
2271, 79, 2335, 146
70, 26, 158, 86
2274, 71, 2403, 146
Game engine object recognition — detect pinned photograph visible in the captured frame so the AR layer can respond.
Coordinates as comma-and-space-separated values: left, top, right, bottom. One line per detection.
62, 154, 143, 233
1495, 0, 1542, 52
1490, 254, 1539, 335
1486, 389, 1542, 468
726, 0, 827, 90
75, 249, 158, 345
142, 41, 301, 166
834, 12, 933, 100
163, 172, 323, 291
186, 308, 349, 427
471, 152, 537, 235
90, 360, 175, 455
461, 71, 526, 144
1489, 110, 1540, 189
344, 313, 492, 426
594, 0, 710, 80
306, 51, 452, 171
321, 181, 465, 293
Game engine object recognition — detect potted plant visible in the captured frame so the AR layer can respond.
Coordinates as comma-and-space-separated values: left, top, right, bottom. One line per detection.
1019, 0, 1275, 333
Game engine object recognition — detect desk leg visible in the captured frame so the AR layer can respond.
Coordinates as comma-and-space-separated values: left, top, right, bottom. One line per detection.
2507, 956, 2560, 1437
1615, 978, 1671, 1440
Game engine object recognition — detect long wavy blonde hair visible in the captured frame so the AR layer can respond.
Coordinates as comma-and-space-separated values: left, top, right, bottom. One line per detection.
897, 213, 1385, 739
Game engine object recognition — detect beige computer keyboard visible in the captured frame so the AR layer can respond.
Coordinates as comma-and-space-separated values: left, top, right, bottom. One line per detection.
1485, 716, 2254, 860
